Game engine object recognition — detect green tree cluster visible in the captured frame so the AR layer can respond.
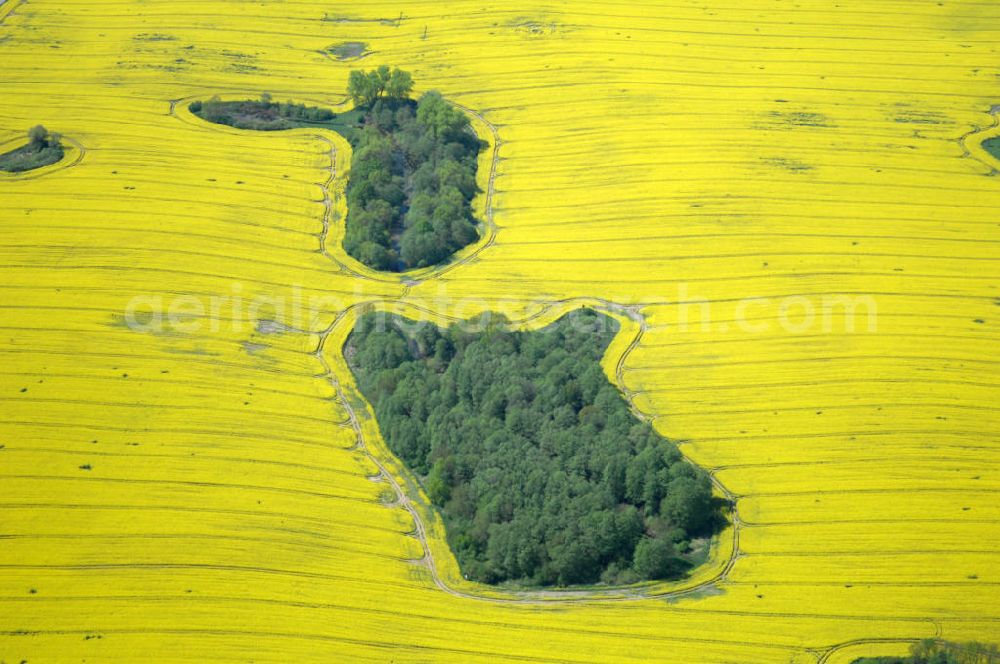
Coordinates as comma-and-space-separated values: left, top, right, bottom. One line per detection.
347, 66, 414, 108
347, 309, 723, 587
854, 640, 1000, 664
342, 91, 482, 271
0, 125, 64, 173
189, 72, 482, 272
190, 94, 335, 131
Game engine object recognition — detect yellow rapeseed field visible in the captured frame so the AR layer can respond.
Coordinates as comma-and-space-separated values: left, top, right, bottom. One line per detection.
1, 0, 998, 661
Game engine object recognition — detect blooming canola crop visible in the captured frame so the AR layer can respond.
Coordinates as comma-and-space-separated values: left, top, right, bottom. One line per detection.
0, 0, 998, 662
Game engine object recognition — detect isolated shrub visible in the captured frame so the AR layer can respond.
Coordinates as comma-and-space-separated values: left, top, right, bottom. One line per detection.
28, 124, 48, 146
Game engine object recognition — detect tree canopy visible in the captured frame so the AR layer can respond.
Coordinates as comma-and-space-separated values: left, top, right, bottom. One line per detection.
342, 91, 483, 271
347, 309, 724, 587
189, 74, 483, 272
348, 66, 414, 108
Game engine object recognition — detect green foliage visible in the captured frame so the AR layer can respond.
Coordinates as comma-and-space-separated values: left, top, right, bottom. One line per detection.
426, 459, 453, 506
348, 70, 377, 108
660, 474, 715, 533
28, 124, 48, 145
342, 92, 482, 271
385, 68, 414, 100
190, 78, 482, 272
852, 640, 1000, 664
348, 66, 413, 108
633, 535, 684, 580
416, 91, 469, 141
0, 125, 64, 173
347, 309, 723, 587
189, 95, 335, 131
